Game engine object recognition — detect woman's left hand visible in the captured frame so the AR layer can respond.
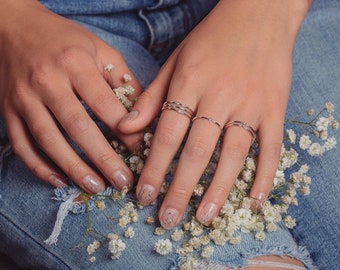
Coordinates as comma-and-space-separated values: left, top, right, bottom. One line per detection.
119, 0, 311, 229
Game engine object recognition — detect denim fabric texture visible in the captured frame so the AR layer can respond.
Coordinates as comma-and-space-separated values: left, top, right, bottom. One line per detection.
0, 0, 339, 269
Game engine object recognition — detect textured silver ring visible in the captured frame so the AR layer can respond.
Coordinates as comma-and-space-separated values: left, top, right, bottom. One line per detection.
192, 115, 222, 131
224, 120, 256, 144
162, 101, 194, 119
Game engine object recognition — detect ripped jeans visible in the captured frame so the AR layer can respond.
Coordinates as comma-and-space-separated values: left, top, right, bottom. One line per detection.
0, 0, 340, 269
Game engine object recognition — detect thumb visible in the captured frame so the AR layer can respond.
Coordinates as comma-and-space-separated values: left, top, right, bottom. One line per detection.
117, 80, 167, 134
118, 56, 177, 134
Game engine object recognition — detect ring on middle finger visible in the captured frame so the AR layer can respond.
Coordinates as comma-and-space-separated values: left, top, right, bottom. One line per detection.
162, 100, 194, 119
192, 115, 222, 131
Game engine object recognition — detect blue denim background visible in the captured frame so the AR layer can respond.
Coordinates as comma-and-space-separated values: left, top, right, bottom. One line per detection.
1, 0, 339, 269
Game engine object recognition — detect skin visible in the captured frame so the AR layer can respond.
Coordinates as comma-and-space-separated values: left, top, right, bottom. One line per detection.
0, 0, 144, 193
0, 0, 313, 268
118, 0, 312, 229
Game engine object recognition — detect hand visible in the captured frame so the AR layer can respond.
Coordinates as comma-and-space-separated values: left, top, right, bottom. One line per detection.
118, 0, 311, 228
0, 1, 144, 193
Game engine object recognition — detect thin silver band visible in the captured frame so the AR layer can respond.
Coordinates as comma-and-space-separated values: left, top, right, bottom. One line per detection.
192, 115, 222, 131
224, 120, 256, 144
162, 101, 194, 119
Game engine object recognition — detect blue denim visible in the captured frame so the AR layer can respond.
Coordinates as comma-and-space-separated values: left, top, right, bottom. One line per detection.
0, 0, 339, 269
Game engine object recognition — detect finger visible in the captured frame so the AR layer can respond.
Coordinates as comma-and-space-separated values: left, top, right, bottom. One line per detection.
18, 100, 108, 193
158, 114, 223, 229
196, 121, 255, 225
66, 53, 144, 151
26, 89, 133, 191
118, 51, 179, 134
136, 101, 194, 206
249, 120, 283, 200
5, 112, 68, 188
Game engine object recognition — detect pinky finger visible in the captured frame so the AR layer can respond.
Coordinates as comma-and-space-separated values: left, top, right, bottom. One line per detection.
6, 113, 67, 188
249, 125, 283, 201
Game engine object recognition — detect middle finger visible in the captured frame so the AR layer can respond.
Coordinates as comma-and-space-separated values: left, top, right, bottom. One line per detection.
158, 111, 224, 229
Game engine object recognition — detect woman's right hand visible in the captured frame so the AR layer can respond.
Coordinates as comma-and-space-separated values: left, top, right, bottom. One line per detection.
0, 0, 143, 193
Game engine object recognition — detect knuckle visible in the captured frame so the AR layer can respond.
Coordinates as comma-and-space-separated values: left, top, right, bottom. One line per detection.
224, 141, 248, 159
11, 141, 30, 157
65, 112, 91, 137
97, 151, 115, 165
154, 125, 179, 147
33, 126, 58, 147
30, 66, 51, 88
66, 160, 84, 177
55, 46, 83, 67
213, 183, 229, 197
142, 165, 165, 183
183, 137, 210, 160
171, 186, 192, 202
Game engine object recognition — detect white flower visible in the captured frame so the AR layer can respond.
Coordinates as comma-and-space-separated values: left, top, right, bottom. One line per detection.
154, 227, 166, 236
95, 201, 106, 211
201, 245, 214, 258
331, 120, 339, 129
209, 229, 227, 245
146, 216, 155, 224
273, 169, 285, 187
301, 185, 311, 195
124, 227, 135, 238
108, 238, 126, 255
193, 184, 205, 197
299, 135, 312, 150
189, 237, 201, 249
316, 117, 330, 131
118, 216, 130, 228
144, 132, 153, 147
324, 136, 337, 151
229, 236, 241, 245
107, 234, 119, 241
308, 142, 324, 156
266, 222, 277, 232
105, 63, 115, 72
154, 239, 172, 255
123, 73, 132, 83
89, 256, 96, 263
235, 208, 252, 226
87, 240, 101, 255
283, 215, 296, 229
171, 229, 184, 242
325, 102, 335, 113
299, 164, 309, 174
255, 231, 266, 241
245, 157, 256, 171
286, 129, 296, 144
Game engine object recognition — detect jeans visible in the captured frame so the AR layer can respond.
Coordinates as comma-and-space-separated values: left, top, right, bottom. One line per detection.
0, 0, 339, 269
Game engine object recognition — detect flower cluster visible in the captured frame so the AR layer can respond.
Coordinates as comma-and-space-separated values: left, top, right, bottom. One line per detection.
46, 65, 338, 267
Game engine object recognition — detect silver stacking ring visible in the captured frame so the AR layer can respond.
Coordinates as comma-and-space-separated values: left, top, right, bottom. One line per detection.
192, 115, 222, 131
162, 101, 194, 119
224, 120, 256, 144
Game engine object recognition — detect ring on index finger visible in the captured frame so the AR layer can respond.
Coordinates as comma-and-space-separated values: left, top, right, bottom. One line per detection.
162, 101, 194, 119
224, 120, 256, 144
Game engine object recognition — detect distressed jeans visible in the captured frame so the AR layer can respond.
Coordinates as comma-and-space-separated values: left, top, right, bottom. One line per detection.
0, 0, 339, 269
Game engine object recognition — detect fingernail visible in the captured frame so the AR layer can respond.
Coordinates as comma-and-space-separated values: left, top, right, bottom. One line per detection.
120, 110, 139, 125
112, 170, 132, 190
161, 208, 179, 229
199, 203, 218, 225
49, 174, 68, 188
250, 193, 267, 213
83, 175, 104, 194
138, 184, 155, 205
